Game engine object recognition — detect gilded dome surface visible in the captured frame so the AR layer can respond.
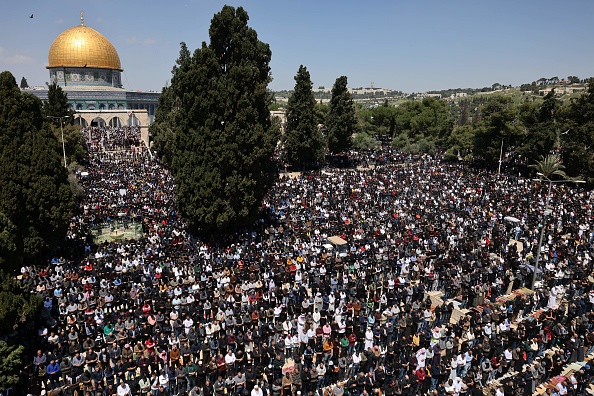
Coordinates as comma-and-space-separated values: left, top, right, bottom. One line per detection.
48, 25, 122, 71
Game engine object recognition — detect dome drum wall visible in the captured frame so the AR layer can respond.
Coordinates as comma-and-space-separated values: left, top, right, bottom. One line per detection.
49, 67, 122, 88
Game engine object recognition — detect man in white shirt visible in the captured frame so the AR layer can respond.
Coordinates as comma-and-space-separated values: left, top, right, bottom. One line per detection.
159, 372, 169, 392
484, 322, 492, 338
444, 379, 456, 395
273, 305, 282, 322
503, 347, 513, 363
453, 377, 467, 395
183, 315, 194, 334
291, 333, 300, 354
284, 333, 293, 355
117, 380, 132, 396
456, 353, 465, 377
351, 352, 362, 376
251, 384, 263, 396
312, 309, 321, 329
282, 318, 293, 334
225, 350, 237, 375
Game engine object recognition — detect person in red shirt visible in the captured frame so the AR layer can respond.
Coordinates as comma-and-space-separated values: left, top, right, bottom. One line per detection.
415, 367, 427, 395
491, 354, 501, 379
144, 338, 155, 354
227, 334, 237, 352
216, 354, 227, 376
348, 332, 357, 356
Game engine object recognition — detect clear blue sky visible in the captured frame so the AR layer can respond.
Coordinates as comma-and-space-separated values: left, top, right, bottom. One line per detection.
1, 0, 594, 93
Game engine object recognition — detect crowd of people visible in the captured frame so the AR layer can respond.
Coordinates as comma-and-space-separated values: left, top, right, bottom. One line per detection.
82, 126, 142, 152
15, 135, 594, 396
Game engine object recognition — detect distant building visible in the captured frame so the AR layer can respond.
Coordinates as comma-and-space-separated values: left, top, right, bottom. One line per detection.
270, 109, 286, 133
539, 86, 586, 96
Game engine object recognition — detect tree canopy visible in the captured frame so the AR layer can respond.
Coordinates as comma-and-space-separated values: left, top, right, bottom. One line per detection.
0, 340, 24, 391
43, 82, 74, 125
563, 83, 594, 181
283, 65, 325, 167
42, 82, 84, 166
326, 76, 357, 154
151, 6, 279, 234
0, 71, 75, 269
471, 96, 524, 167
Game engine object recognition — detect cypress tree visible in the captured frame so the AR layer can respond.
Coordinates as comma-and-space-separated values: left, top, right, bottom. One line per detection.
43, 82, 74, 125
154, 6, 279, 233
284, 65, 325, 167
0, 71, 74, 268
326, 76, 357, 154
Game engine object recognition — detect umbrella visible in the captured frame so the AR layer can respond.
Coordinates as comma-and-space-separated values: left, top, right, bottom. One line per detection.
504, 216, 521, 223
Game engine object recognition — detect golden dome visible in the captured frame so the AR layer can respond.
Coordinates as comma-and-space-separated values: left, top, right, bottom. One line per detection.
47, 24, 122, 71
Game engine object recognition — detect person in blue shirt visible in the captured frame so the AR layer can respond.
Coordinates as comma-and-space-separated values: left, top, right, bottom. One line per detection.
46, 359, 61, 389
43, 296, 53, 310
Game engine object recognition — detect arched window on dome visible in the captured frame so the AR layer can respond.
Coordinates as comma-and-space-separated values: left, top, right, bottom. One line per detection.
108, 104, 115, 110
76, 104, 83, 111
99, 104, 106, 111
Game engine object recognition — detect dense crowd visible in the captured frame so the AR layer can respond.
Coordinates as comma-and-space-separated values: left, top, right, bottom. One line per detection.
16, 140, 594, 396
82, 126, 142, 152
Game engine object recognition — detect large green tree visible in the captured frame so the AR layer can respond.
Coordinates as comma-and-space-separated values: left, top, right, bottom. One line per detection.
389, 98, 452, 154
150, 81, 181, 167
152, 7, 279, 234
472, 96, 523, 167
284, 65, 325, 167
0, 71, 75, 268
515, 90, 560, 163
326, 76, 357, 153
563, 82, 594, 181
444, 124, 476, 160
363, 103, 397, 140
42, 83, 84, 165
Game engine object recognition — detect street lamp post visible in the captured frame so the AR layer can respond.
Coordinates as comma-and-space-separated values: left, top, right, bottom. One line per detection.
46, 115, 71, 168
498, 138, 504, 175
530, 174, 585, 290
